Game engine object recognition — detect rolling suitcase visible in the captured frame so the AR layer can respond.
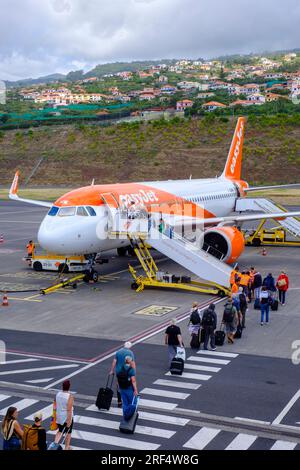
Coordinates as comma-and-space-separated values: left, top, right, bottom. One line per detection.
119, 396, 140, 434
271, 299, 279, 311
254, 298, 261, 310
234, 324, 243, 339
215, 325, 225, 346
48, 427, 67, 451
96, 374, 114, 410
190, 332, 200, 349
170, 357, 184, 375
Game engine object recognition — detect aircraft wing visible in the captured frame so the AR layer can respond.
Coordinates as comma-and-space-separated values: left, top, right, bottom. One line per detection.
203, 211, 300, 226
245, 183, 300, 192
9, 171, 52, 208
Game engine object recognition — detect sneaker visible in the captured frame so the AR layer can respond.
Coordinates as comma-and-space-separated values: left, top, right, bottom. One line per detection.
261, 322, 264, 326
282, 303, 285, 306
211, 347, 217, 351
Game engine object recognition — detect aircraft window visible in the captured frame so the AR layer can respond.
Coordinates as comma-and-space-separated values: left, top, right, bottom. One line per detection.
48, 206, 59, 217
86, 206, 97, 216
58, 207, 76, 217
77, 207, 89, 217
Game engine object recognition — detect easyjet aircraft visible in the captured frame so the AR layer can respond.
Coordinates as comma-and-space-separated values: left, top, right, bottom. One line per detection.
9, 117, 300, 264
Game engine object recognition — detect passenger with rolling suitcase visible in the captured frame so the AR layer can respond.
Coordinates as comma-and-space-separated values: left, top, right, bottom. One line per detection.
188, 302, 202, 350
117, 356, 139, 423
96, 374, 114, 410
110, 342, 136, 408
201, 304, 217, 351
215, 325, 226, 346
222, 299, 238, 344
165, 318, 184, 367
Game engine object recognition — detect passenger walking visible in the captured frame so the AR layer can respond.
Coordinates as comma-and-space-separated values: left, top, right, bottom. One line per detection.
1, 407, 23, 450
165, 319, 184, 366
222, 299, 238, 344
22, 412, 47, 451
253, 270, 263, 299
54, 380, 74, 451
239, 287, 248, 329
117, 356, 139, 421
263, 273, 277, 299
201, 304, 217, 351
276, 271, 289, 306
188, 302, 202, 335
110, 342, 136, 408
260, 286, 270, 326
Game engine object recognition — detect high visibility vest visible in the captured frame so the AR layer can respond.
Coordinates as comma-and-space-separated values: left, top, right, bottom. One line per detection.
230, 271, 237, 285
240, 274, 250, 286
27, 243, 34, 255
231, 283, 239, 294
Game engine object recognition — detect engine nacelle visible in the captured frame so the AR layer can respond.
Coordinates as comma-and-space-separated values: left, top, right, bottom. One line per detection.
201, 226, 245, 264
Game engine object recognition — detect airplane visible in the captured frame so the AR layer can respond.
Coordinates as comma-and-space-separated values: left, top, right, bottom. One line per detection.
9, 117, 300, 267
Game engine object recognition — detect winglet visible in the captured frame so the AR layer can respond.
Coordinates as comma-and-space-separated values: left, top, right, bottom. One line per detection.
222, 117, 246, 180
9, 171, 20, 199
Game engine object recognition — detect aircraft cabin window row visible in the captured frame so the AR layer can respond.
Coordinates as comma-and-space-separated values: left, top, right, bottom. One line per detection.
48, 206, 97, 217
188, 193, 232, 203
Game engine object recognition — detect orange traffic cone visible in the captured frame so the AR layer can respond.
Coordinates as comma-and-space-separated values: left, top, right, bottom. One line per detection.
0, 234, 4, 244
2, 292, 9, 307
261, 248, 267, 256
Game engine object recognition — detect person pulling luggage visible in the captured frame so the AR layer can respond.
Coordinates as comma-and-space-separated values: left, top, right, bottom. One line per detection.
201, 304, 217, 351
222, 299, 238, 344
110, 342, 136, 408
188, 302, 202, 349
165, 319, 184, 367
117, 356, 139, 422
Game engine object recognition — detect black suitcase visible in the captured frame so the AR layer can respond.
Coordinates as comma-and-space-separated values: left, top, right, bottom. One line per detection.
181, 276, 191, 284
96, 374, 114, 410
190, 332, 200, 349
170, 357, 184, 375
234, 324, 243, 339
119, 397, 139, 435
215, 329, 225, 346
271, 299, 279, 311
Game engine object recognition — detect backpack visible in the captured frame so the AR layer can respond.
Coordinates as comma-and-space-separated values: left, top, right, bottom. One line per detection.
190, 309, 201, 325
117, 367, 132, 389
21, 425, 40, 451
202, 309, 215, 327
223, 304, 235, 323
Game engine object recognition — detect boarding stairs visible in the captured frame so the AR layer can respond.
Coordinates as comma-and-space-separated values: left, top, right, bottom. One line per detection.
235, 198, 300, 238
147, 226, 232, 288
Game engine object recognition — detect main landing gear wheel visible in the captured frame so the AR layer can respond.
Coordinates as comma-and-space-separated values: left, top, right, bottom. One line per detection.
131, 282, 139, 290
218, 289, 227, 298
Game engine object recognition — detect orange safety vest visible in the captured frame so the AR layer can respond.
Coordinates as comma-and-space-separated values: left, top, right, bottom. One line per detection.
27, 243, 34, 255
231, 283, 239, 294
230, 270, 238, 285
240, 274, 250, 287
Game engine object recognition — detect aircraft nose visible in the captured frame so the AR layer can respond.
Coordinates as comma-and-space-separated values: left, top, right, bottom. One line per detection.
38, 222, 61, 253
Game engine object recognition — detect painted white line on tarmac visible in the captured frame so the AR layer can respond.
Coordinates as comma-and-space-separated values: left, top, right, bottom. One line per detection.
184, 363, 221, 373
74, 415, 175, 439
0, 398, 38, 415
49, 429, 160, 451
270, 440, 297, 450
272, 388, 300, 425
191, 356, 231, 365
139, 398, 178, 410
225, 433, 257, 450
141, 388, 190, 400
166, 372, 211, 381
86, 405, 189, 426
26, 378, 55, 384
183, 427, 221, 450
197, 351, 239, 358
153, 379, 201, 390
0, 364, 80, 376
234, 417, 271, 425
5, 351, 90, 364
0, 394, 10, 403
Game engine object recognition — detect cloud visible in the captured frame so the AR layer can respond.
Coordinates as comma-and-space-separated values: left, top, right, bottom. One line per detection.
0, 0, 299, 80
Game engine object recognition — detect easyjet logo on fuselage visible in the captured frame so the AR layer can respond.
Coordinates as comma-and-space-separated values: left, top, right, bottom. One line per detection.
119, 189, 159, 207
230, 122, 244, 175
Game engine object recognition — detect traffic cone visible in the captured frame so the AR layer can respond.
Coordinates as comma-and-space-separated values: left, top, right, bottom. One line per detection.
2, 292, 9, 307
0, 234, 4, 244
262, 247, 267, 256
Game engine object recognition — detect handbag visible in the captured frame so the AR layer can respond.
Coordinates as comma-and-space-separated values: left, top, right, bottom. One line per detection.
176, 346, 186, 362
50, 400, 58, 431
277, 279, 287, 288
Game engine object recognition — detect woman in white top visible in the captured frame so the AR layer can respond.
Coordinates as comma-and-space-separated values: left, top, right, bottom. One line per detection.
54, 380, 74, 451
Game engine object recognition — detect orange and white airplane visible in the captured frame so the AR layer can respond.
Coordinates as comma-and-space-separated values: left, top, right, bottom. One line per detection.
9, 117, 300, 265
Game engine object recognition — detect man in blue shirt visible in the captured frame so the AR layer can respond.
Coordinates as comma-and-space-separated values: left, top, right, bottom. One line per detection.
117, 356, 139, 421
110, 342, 136, 407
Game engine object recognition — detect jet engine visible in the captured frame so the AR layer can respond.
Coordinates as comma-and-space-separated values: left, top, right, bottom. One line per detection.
201, 226, 245, 264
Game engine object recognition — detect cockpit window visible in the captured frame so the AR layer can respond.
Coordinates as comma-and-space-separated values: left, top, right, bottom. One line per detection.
58, 207, 76, 217
77, 206, 89, 217
48, 206, 59, 217
86, 206, 97, 216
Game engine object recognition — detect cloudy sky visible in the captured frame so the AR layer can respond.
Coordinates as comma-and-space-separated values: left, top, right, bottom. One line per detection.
0, 0, 300, 80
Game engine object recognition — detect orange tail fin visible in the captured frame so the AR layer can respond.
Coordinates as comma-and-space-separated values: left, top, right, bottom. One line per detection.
222, 117, 246, 180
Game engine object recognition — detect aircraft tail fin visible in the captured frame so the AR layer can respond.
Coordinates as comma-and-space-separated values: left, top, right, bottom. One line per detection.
222, 117, 246, 181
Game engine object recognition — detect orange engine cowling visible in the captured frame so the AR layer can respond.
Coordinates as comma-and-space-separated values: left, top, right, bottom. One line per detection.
201, 226, 245, 265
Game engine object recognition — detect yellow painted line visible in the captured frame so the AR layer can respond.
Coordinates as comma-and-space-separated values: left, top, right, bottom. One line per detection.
24, 294, 43, 301
7, 297, 43, 303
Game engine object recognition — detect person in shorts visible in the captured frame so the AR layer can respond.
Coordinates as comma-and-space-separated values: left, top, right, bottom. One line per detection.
222, 299, 238, 344
54, 380, 74, 451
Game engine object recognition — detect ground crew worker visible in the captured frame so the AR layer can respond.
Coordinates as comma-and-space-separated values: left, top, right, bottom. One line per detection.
231, 280, 239, 295
240, 271, 250, 299
26, 240, 35, 257
249, 267, 255, 302
230, 269, 238, 287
